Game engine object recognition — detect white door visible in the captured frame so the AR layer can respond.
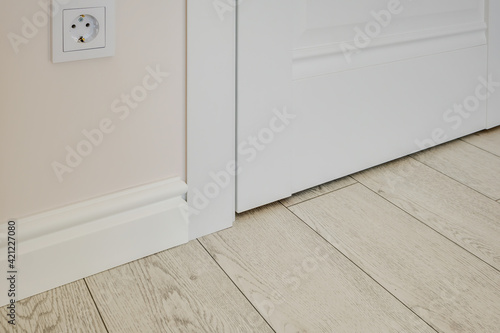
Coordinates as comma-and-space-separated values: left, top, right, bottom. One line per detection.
237, 0, 488, 212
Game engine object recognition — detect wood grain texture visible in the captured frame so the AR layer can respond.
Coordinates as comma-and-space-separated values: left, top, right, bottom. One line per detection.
462, 126, 500, 157
86, 240, 272, 333
0, 280, 107, 333
200, 203, 434, 333
290, 184, 500, 333
353, 157, 500, 271
413, 140, 500, 200
280, 176, 356, 207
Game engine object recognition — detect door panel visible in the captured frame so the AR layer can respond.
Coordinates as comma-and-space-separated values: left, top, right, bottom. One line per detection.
292, 47, 487, 193
236, 1, 294, 212
294, 0, 483, 48
293, 0, 486, 78
237, 0, 488, 212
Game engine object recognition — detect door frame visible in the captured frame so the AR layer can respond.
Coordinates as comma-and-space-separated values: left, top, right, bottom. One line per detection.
186, 0, 236, 239
488, 0, 500, 128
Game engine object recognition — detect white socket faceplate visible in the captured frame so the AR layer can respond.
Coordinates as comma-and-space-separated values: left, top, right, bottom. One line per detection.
52, 0, 115, 63
63, 8, 105, 52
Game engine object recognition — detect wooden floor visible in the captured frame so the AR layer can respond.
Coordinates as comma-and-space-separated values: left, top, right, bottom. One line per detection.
3, 127, 500, 333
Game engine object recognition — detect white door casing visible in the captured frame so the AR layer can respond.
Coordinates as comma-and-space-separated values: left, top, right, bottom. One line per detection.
237, 0, 489, 212
488, 0, 500, 128
187, 0, 236, 238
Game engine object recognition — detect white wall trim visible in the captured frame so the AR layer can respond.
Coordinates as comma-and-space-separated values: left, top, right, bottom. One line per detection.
0, 178, 189, 306
187, 0, 236, 238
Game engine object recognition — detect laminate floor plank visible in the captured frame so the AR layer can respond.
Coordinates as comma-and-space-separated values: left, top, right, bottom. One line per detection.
0, 280, 107, 333
462, 126, 500, 157
353, 157, 500, 271
199, 203, 435, 333
290, 184, 500, 333
413, 140, 500, 200
86, 240, 272, 333
280, 176, 356, 207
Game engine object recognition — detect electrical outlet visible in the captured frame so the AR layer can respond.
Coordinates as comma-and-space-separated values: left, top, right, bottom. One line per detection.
52, 0, 115, 63
63, 7, 106, 52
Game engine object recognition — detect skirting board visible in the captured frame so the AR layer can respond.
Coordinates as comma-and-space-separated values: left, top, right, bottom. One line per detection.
0, 177, 189, 306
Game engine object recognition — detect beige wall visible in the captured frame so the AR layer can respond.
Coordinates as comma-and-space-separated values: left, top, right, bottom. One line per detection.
0, 0, 186, 222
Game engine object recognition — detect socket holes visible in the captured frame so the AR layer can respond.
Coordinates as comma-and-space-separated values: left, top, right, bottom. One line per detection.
70, 14, 100, 44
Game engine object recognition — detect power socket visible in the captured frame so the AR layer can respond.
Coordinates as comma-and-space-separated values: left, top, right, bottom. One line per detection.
52, 0, 115, 63
63, 7, 106, 52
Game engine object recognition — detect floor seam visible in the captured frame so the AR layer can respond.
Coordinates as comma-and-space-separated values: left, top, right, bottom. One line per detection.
409, 155, 500, 203
83, 278, 111, 333
284, 180, 359, 208
355, 181, 500, 276
196, 239, 277, 333
460, 138, 500, 159
280, 201, 440, 333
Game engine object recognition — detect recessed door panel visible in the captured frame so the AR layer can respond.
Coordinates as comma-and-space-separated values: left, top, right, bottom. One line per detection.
294, 0, 484, 49
237, 0, 488, 212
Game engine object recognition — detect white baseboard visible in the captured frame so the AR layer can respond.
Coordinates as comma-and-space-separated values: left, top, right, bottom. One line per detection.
0, 177, 189, 306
